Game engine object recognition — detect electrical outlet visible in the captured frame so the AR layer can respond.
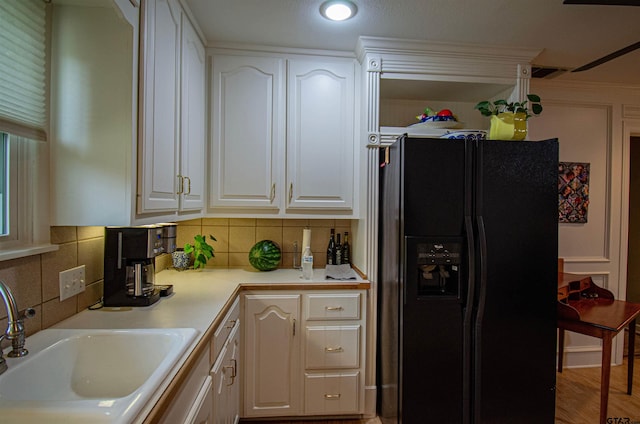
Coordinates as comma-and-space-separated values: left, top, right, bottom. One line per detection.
59, 265, 86, 301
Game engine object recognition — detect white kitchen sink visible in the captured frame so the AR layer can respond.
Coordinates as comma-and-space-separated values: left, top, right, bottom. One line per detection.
0, 327, 197, 423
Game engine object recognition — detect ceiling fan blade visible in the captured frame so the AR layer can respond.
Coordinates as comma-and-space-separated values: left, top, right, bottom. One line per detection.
563, 0, 640, 5
571, 41, 640, 72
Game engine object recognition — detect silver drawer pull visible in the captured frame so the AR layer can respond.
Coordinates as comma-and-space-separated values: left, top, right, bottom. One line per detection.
325, 306, 344, 311
324, 393, 341, 399
325, 346, 344, 352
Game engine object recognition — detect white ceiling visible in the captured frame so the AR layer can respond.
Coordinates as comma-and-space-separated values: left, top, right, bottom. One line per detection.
184, 0, 640, 85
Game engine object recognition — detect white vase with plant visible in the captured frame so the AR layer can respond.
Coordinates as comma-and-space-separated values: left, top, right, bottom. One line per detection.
172, 234, 217, 270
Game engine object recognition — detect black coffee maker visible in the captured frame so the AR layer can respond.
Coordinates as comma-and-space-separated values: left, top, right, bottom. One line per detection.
104, 226, 165, 307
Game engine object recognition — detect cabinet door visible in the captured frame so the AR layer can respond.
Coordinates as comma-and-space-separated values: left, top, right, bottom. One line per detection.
179, 13, 205, 212
49, 0, 139, 226
139, 0, 181, 212
212, 322, 240, 424
286, 59, 355, 210
184, 376, 213, 424
227, 321, 241, 424
160, 346, 211, 423
210, 55, 285, 211
244, 294, 301, 417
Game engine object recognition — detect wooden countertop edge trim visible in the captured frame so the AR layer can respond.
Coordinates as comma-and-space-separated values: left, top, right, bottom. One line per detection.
142, 280, 370, 423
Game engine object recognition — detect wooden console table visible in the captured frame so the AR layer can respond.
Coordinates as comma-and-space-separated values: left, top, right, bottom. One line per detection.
557, 272, 640, 424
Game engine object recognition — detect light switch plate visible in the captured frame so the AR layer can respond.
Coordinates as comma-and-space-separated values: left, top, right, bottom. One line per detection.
59, 265, 86, 301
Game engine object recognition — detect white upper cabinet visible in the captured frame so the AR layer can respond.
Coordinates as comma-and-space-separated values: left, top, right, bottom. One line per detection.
286, 59, 354, 211
139, 0, 181, 212
210, 55, 285, 211
209, 52, 357, 217
139, 0, 206, 216
50, 0, 140, 226
50, 0, 206, 225
179, 13, 206, 212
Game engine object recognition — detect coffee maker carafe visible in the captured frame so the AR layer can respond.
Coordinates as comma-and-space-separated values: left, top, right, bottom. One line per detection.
104, 226, 164, 307
126, 261, 155, 297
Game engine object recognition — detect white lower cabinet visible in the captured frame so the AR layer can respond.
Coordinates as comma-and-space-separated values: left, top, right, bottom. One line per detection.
243, 294, 302, 417
212, 323, 240, 423
242, 290, 366, 419
159, 345, 212, 423
184, 375, 213, 424
211, 297, 241, 423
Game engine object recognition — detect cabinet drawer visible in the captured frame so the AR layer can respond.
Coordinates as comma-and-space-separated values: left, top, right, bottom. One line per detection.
304, 372, 360, 415
304, 293, 361, 320
305, 325, 360, 369
211, 296, 240, 363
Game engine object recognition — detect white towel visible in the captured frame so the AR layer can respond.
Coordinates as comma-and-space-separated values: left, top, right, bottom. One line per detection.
325, 264, 357, 280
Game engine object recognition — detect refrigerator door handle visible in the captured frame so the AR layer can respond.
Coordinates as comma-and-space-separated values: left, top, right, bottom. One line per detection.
472, 214, 488, 424
475, 215, 488, 325
464, 216, 476, 315
462, 215, 475, 424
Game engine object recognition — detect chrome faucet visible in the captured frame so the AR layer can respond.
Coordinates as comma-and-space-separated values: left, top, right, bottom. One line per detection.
0, 280, 35, 375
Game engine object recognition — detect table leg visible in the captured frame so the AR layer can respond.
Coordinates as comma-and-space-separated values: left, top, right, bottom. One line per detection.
628, 319, 636, 395
558, 328, 565, 373
600, 333, 613, 424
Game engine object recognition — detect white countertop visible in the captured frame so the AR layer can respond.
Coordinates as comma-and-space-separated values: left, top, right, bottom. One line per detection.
45, 267, 368, 423
56, 268, 364, 332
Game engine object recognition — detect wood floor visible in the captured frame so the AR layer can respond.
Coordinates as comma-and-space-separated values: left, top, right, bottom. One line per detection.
244, 333, 640, 424
556, 356, 640, 423
241, 420, 380, 424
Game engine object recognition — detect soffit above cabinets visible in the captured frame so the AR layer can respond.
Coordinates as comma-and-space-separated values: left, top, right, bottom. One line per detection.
379, 79, 513, 102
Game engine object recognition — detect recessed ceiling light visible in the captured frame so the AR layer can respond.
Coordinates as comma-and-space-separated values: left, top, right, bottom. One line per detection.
320, 0, 357, 21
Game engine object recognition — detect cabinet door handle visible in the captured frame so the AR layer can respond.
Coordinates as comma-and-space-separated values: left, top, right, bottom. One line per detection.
292, 318, 296, 336
184, 176, 191, 195
324, 393, 341, 399
325, 306, 344, 311
270, 183, 275, 203
324, 346, 344, 353
224, 358, 237, 385
288, 182, 293, 203
176, 175, 184, 194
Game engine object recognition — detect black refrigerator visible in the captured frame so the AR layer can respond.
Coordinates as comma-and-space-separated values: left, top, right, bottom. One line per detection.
377, 135, 558, 424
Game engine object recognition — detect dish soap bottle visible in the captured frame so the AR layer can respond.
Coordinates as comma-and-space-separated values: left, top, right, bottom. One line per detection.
302, 246, 313, 280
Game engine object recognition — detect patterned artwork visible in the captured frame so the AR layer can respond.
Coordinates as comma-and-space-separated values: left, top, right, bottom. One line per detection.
559, 162, 590, 223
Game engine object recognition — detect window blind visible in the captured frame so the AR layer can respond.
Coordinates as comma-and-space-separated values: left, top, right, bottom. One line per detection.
0, 0, 47, 141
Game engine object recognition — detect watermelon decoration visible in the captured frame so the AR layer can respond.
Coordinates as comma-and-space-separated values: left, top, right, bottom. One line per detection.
248, 240, 281, 271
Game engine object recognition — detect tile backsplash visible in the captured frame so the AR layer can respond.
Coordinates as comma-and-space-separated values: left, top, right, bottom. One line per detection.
164, 218, 352, 271
0, 226, 105, 339
0, 218, 352, 337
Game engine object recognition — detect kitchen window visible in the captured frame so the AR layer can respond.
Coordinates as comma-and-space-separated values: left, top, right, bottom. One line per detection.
0, 0, 56, 260
0, 134, 8, 235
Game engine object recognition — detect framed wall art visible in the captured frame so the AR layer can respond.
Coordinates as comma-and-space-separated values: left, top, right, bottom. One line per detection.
558, 162, 590, 223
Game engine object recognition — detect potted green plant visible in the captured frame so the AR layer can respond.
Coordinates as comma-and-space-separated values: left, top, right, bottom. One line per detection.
172, 234, 216, 270
475, 94, 543, 140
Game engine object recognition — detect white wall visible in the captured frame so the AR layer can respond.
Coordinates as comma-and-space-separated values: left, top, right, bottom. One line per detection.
529, 78, 640, 367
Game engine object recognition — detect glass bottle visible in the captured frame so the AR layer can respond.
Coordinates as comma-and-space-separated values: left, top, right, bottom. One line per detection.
342, 232, 350, 265
335, 233, 342, 265
327, 229, 336, 265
